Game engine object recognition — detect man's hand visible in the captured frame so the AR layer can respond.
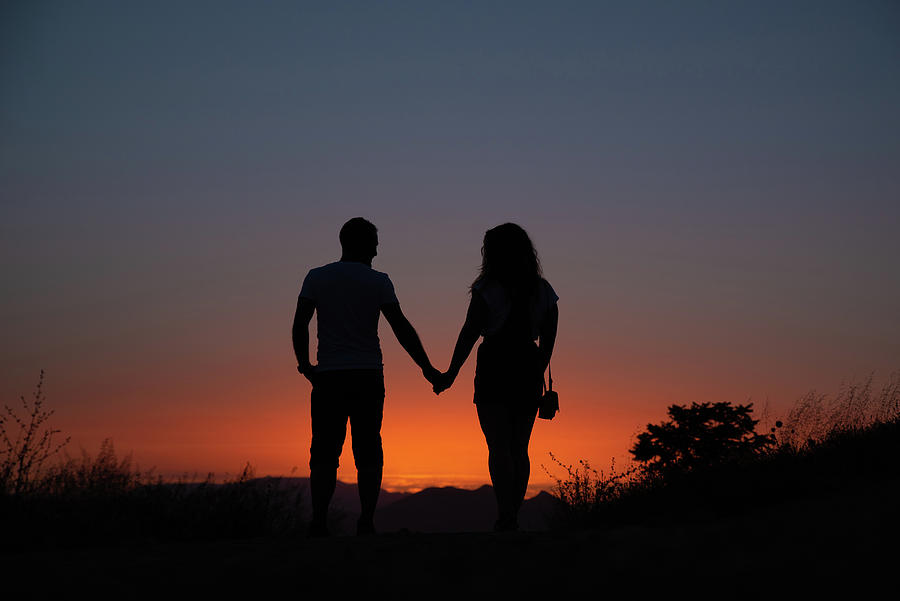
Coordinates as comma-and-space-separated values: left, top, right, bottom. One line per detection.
293, 296, 316, 383
297, 362, 317, 385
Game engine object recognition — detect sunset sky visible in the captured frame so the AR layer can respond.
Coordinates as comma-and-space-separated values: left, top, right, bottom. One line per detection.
2, 1, 899, 493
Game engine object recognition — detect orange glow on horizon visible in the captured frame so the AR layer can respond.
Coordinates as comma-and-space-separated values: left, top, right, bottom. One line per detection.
18, 302, 887, 498
46, 361, 644, 495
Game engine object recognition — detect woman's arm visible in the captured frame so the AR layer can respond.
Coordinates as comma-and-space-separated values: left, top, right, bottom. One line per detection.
440, 293, 488, 389
538, 303, 558, 373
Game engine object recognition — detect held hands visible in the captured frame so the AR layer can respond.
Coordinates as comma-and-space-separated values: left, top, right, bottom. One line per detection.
422, 365, 442, 391
431, 370, 456, 395
422, 365, 455, 395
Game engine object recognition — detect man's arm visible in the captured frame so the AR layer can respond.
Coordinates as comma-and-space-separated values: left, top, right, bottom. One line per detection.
292, 296, 316, 381
381, 302, 439, 384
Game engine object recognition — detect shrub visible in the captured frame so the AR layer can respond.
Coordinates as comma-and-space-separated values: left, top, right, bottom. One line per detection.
630, 401, 775, 474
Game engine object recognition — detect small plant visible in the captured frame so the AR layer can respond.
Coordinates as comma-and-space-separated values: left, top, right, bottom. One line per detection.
542, 453, 643, 527
0, 371, 70, 495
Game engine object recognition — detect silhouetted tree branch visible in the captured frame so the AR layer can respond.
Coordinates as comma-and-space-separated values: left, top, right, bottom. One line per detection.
0, 370, 70, 495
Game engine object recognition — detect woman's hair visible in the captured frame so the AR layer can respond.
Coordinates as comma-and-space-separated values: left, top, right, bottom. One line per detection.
471, 223, 542, 297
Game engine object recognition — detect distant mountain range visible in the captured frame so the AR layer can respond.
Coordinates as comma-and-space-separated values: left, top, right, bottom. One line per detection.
373, 485, 561, 533
261, 477, 562, 534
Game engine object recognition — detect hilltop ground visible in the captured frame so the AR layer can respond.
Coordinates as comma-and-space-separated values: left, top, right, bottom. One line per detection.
6, 470, 896, 598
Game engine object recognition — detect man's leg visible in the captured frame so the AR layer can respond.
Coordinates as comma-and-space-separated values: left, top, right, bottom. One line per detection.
349, 370, 385, 535
309, 373, 348, 536
355, 468, 382, 534
309, 469, 337, 536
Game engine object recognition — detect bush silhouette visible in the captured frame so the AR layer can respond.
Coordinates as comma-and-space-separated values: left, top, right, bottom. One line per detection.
630, 402, 774, 474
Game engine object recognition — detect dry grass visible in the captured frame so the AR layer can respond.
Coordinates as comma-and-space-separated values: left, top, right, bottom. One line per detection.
1, 373, 309, 549
778, 371, 900, 449
1, 445, 309, 548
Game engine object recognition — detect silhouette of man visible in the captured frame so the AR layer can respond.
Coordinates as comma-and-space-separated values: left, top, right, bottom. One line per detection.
293, 217, 440, 536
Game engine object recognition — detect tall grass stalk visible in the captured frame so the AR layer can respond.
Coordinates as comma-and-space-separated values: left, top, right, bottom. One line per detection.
778, 371, 900, 450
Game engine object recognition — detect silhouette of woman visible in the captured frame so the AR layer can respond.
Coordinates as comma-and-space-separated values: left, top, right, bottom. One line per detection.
435, 223, 558, 531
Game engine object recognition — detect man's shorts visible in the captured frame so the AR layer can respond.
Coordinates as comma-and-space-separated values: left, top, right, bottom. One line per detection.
309, 369, 385, 472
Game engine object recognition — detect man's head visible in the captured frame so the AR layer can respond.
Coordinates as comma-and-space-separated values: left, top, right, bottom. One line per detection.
339, 217, 378, 263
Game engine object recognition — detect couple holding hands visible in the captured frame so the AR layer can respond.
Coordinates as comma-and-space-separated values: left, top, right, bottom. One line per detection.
293, 218, 558, 536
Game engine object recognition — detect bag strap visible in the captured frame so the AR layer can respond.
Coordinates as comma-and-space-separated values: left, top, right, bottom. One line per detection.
543, 361, 553, 393
548, 362, 553, 392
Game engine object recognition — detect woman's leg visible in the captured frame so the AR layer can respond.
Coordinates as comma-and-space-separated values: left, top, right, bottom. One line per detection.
510, 408, 538, 519
477, 403, 517, 530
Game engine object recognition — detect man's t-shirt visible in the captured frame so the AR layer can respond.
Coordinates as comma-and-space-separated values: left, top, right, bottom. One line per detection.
299, 261, 398, 371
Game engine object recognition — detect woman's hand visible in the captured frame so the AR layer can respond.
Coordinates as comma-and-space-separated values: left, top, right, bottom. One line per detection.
422, 365, 442, 389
